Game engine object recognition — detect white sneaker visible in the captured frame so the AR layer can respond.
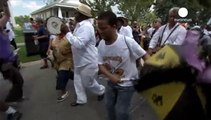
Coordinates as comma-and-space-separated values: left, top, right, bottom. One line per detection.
57, 91, 69, 103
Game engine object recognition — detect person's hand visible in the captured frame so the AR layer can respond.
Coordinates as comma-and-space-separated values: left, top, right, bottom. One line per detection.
110, 74, 122, 84
33, 35, 38, 40
147, 48, 153, 56
46, 49, 51, 55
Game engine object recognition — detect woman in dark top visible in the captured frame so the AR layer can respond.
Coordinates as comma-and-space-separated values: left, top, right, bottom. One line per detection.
33, 18, 49, 69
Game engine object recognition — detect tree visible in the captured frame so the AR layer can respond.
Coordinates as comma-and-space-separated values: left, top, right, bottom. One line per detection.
118, 0, 153, 22
15, 15, 30, 28
154, 0, 211, 25
79, 0, 119, 17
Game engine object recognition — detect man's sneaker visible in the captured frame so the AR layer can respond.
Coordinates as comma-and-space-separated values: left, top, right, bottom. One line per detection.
7, 112, 22, 120
57, 91, 69, 103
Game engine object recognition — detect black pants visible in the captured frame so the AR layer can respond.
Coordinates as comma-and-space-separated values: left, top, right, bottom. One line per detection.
1, 63, 24, 102
0, 101, 8, 112
10, 39, 17, 49
201, 83, 211, 120
56, 70, 74, 90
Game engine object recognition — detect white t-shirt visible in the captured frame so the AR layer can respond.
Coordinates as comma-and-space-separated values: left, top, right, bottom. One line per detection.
119, 26, 133, 38
6, 22, 15, 41
147, 27, 155, 37
50, 35, 56, 41
98, 34, 146, 87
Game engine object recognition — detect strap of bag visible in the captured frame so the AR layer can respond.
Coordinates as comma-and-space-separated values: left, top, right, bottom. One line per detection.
157, 25, 167, 46
161, 24, 180, 46
124, 36, 132, 57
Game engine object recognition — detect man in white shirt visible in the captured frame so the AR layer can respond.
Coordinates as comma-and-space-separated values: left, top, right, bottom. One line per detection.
62, 3, 105, 106
97, 11, 149, 120
117, 17, 133, 38
5, 20, 17, 49
148, 7, 187, 55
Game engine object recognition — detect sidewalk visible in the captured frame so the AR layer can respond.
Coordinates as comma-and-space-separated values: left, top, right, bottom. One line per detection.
0, 61, 159, 120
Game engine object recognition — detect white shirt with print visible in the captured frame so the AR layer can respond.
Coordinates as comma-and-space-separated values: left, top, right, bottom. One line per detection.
149, 23, 187, 49
98, 34, 146, 87
65, 19, 98, 68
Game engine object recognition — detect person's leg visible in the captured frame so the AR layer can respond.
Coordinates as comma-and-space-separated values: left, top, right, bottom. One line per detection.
115, 86, 135, 120
0, 101, 9, 112
80, 64, 105, 96
0, 101, 22, 120
56, 70, 70, 102
69, 70, 74, 80
105, 82, 117, 120
2, 64, 24, 102
71, 67, 87, 105
39, 43, 49, 69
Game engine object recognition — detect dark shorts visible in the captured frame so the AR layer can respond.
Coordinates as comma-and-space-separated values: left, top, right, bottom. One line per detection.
39, 42, 49, 58
56, 70, 74, 90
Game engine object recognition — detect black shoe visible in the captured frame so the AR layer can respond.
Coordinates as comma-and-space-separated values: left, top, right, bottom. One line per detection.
97, 94, 104, 101
7, 112, 22, 120
70, 102, 84, 107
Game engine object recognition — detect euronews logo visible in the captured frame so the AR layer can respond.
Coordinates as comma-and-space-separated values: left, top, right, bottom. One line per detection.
175, 7, 192, 22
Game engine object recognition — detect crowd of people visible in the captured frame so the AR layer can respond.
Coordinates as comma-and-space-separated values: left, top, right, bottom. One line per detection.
1, 0, 211, 120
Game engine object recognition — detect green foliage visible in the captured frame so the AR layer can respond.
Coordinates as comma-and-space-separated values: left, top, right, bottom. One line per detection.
118, 0, 153, 22
15, 15, 30, 28
155, 0, 211, 25
139, 12, 157, 25
79, 0, 118, 17
14, 28, 24, 43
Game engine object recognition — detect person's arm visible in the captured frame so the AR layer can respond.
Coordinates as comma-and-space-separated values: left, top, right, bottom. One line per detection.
142, 53, 150, 61
65, 26, 93, 49
47, 36, 55, 55
173, 27, 187, 45
33, 27, 49, 40
99, 64, 122, 83
34, 35, 49, 40
148, 27, 162, 54
126, 37, 147, 60
0, 0, 10, 30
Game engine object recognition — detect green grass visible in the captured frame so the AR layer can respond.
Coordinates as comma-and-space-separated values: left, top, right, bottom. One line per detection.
15, 28, 40, 63
14, 28, 24, 43
17, 46, 40, 63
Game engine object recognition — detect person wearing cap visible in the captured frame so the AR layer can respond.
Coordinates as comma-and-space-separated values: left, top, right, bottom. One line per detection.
148, 7, 187, 55
33, 17, 50, 69
61, 3, 105, 106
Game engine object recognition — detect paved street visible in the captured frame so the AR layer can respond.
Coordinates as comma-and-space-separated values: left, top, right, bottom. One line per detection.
0, 61, 159, 120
